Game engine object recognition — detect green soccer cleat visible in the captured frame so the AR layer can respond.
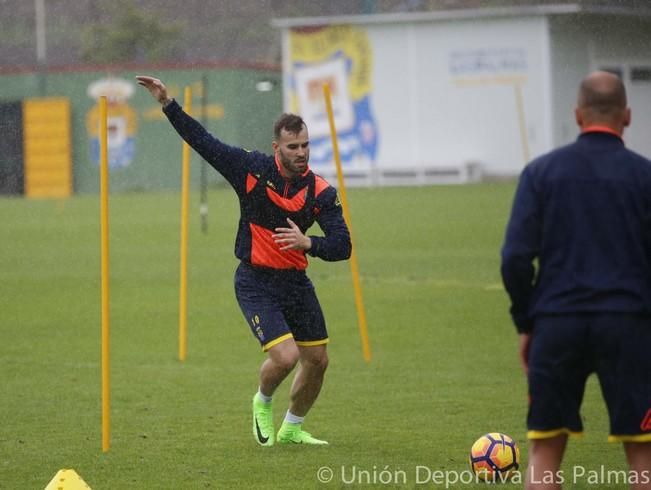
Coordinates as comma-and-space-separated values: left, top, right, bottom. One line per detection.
252, 394, 274, 447
277, 422, 329, 445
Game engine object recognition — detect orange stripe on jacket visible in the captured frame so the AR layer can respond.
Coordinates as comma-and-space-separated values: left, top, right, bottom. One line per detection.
249, 222, 308, 269
266, 186, 306, 212
246, 173, 257, 193
314, 175, 329, 197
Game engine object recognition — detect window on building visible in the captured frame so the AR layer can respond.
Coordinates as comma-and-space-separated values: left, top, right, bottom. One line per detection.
631, 67, 651, 83
600, 67, 624, 79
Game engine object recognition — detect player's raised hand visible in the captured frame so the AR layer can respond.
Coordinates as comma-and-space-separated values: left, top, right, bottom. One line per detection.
273, 218, 312, 251
135, 75, 170, 105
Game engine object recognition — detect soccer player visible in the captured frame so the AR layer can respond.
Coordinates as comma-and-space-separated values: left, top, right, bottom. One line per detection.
136, 76, 351, 446
501, 71, 651, 489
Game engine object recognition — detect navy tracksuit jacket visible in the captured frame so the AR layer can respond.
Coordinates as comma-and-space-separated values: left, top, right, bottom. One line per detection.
501, 129, 651, 333
163, 100, 351, 270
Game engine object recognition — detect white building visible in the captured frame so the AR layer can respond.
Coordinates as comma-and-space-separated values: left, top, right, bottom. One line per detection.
273, 4, 651, 185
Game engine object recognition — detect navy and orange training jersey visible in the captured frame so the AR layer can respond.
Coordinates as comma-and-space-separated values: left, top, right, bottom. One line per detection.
163, 100, 351, 270
501, 129, 651, 333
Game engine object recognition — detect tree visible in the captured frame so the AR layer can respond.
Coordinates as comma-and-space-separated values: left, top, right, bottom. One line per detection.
81, 0, 182, 64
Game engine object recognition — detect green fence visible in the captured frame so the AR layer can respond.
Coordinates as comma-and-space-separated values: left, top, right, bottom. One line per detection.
0, 66, 281, 194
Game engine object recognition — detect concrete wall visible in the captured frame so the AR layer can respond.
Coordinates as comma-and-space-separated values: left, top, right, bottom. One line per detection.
549, 15, 651, 160
280, 11, 651, 183
548, 15, 592, 148
282, 15, 552, 182
0, 66, 281, 193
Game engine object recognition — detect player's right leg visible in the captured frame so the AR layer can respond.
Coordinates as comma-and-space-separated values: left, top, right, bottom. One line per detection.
253, 339, 299, 446
235, 262, 300, 446
592, 314, 651, 488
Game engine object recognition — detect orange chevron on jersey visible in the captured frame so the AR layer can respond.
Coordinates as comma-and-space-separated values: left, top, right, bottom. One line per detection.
266, 186, 307, 212
249, 222, 308, 269
246, 173, 257, 193
314, 175, 329, 197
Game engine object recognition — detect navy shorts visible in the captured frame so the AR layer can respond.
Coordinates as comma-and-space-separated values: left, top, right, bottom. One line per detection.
527, 313, 651, 442
234, 262, 328, 351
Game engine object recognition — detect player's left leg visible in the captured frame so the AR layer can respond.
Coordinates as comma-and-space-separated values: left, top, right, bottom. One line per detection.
289, 344, 328, 416
259, 338, 300, 397
277, 344, 329, 445
525, 315, 588, 488
277, 273, 330, 445
624, 442, 651, 490
525, 435, 568, 490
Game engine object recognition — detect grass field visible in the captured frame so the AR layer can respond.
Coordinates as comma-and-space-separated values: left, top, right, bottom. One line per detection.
0, 183, 629, 489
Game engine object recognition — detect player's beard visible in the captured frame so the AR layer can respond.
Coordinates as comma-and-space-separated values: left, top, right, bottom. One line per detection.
278, 149, 308, 178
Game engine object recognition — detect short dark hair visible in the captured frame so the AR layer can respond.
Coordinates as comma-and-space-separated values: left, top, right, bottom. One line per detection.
578, 72, 627, 117
273, 113, 306, 140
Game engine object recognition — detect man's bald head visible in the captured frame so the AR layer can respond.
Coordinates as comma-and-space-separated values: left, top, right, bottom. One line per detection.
575, 71, 630, 133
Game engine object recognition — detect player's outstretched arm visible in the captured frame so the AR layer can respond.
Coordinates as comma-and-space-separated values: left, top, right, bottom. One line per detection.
135, 76, 172, 105
135, 75, 251, 189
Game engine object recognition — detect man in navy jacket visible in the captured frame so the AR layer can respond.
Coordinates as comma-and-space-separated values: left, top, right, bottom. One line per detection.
137, 76, 351, 447
502, 71, 651, 488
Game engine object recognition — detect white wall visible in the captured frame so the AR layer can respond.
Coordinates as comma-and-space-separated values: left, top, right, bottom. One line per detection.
282, 15, 552, 181
587, 16, 651, 159
549, 15, 651, 160
368, 16, 551, 175
548, 16, 591, 148
282, 12, 651, 182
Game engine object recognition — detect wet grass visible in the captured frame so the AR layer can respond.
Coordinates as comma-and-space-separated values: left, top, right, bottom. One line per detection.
0, 184, 626, 488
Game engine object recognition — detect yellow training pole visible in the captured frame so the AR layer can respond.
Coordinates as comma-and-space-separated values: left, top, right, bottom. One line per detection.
514, 83, 531, 164
179, 87, 192, 361
99, 95, 110, 452
322, 83, 371, 363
